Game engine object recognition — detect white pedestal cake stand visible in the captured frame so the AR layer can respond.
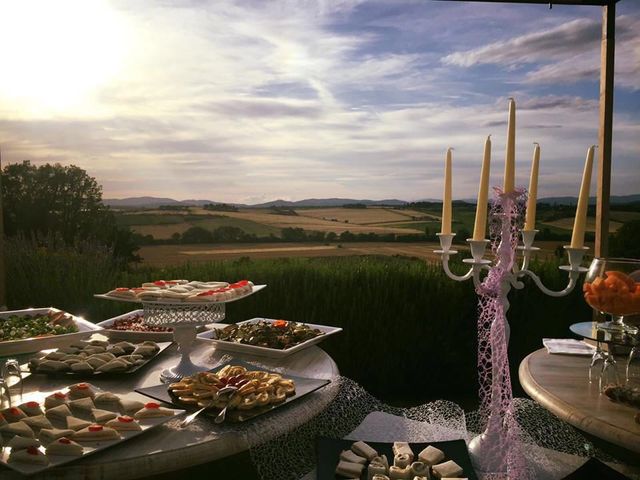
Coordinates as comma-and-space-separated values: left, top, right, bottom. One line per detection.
95, 285, 266, 383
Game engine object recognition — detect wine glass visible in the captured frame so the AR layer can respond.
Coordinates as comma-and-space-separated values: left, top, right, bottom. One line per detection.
583, 258, 640, 334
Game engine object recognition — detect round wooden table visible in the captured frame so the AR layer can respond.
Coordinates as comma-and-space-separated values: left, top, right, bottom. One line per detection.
519, 348, 640, 454
1, 339, 339, 479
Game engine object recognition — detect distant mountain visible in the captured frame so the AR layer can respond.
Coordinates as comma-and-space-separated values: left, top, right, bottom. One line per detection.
252, 198, 407, 208
103, 194, 640, 208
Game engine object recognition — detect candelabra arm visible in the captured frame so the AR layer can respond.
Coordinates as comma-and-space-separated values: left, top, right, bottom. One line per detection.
442, 255, 475, 282
517, 268, 578, 297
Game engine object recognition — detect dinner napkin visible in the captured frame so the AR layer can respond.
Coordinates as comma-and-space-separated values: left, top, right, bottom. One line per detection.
543, 338, 596, 356
561, 457, 632, 480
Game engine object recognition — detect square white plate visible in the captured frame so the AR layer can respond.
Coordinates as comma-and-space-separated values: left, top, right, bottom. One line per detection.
197, 318, 342, 358
97, 310, 174, 342
0, 308, 103, 356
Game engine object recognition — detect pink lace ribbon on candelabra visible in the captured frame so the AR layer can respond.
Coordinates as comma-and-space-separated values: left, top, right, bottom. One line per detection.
476, 187, 533, 479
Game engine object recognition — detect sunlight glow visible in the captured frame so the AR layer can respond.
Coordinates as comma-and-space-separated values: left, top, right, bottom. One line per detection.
0, 0, 130, 116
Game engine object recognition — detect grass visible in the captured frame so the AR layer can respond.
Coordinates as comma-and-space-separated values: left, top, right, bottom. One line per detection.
5, 239, 591, 404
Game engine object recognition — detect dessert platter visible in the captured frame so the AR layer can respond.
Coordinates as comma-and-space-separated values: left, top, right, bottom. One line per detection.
135, 360, 331, 423
97, 310, 176, 342
317, 437, 477, 480
26, 336, 171, 376
0, 308, 103, 356
199, 318, 342, 359
0, 382, 184, 475
96, 279, 265, 305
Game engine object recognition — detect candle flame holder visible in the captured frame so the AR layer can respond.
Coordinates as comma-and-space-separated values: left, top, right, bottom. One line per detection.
436, 187, 588, 478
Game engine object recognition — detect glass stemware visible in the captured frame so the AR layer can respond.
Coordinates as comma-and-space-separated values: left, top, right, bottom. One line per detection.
627, 346, 640, 386
600, 352, 619, 392
583, 258, 640, 334
589, 330, 606, 384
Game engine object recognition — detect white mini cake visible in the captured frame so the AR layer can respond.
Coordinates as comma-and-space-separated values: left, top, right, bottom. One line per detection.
45, 404, 73, 422
105, 415, 142, 432
9, 446, 49, 465
86, 357, 106, 369
66, 416, 92, 431
39, 428, 76, 445
94, 392, 121, 412
68, 383, 97, 399
7, 436, 41, 449
351, 440, 378, 461
394, 453, 411, 469
70, 362, 94, 373
368, 462, 387, 479
418, 445, 445, 466
372, 476, 390, 480
92, 408, 118, 423
119, 398, 145, 415
18, 401, 44, 417
68, 397, 95, 414
38, 360, 70, 372
22, 415, 53, 432
45, 437, 84, 456
432, 460, 463, 479
73, 424, 120, 442
97, 359, 128, 372
371, 455, 389, 470
0, 421, 35, 438
410, 461, 429, 477
44, 392, 69, 409
133, 402, 174, 418
2, 407, 27, 422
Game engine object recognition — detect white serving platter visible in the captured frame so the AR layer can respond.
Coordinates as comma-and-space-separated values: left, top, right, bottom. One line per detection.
0, 308, 103, 356
97, 310, 175, 342
94, 284, 267, 305
197, 318, 342, 359
0, 384, 184, 476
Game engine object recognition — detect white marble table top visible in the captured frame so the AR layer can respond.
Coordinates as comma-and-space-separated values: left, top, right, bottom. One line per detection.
1, 339, 339, 480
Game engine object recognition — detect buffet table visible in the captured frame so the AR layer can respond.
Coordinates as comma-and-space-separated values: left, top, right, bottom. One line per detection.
0, 339, 339, 479
519, 348, 640, 454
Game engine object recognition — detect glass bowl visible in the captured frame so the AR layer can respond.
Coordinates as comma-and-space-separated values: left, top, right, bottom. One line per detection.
583, 258, 640, 334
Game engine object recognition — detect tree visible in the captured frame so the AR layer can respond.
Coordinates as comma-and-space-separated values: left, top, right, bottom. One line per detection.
281, 227, 307, 241
1, 161, 139, 262
181, 226, 213, 243
610, 220, 640, 259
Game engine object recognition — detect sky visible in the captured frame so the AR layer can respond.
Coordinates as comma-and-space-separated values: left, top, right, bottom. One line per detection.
0, 0, 638, 203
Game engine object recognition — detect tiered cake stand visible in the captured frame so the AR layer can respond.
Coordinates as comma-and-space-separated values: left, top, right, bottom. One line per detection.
95, 285, 266, 382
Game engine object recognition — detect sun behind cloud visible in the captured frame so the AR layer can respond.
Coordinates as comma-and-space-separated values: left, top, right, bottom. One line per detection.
0, 0, 131, 117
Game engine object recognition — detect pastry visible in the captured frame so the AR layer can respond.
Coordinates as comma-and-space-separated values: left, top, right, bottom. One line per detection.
44, 391, 68, 409
371, 455, 389, 470
73, 424, 120, 442
45, 404, 73, 422
45, 437, 84, 456
87, 357, 106, 369
2, 406, 27, 422
70, 362, 94, 373
351, 440, 378, 461
68, 397, 95, 414
372, 476, 390, 480
42, 351, 66, 361
132, 346, 157, 357
9, 446, 49, 465
92, 408, 117, 423
68, 383, 97, 399
335, 460, 365, 478
89, 339, 110, 348
119, 398, 145, 414
39, 428, 76, 445
97, 359, 129, 372
105, 415, 142, 431
0, 413, 7, 427
388, 466, 411, 479
394, 453, 411, 468
22, 415, 53, 432
134, 402, 174, 418
113, 341, 136, 354
66, 416, 92, 431
0, 421, 35, 438
94, 392, 121, 411
58, 346, 80, 354
38, 360, 70, 372
18, 401, 44, 417
107, 346, 125, 356
432, 460, 463, 479
90, 353, 116, 362
410, 461, 429, 477
7, 436, 41, 449
392, 442, 414, 463
340, 449, 367, 464
418, 445, 445, 466
369, 462, 388, 479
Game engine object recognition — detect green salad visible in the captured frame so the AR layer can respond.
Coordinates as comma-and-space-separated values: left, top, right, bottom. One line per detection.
0, 311, 78, 342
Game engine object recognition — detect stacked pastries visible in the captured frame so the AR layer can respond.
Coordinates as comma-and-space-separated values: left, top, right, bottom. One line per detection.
335, 440, 466, 479
28, 339, 161, 374
104, 279, 254, 303
0, 383, 176, 466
